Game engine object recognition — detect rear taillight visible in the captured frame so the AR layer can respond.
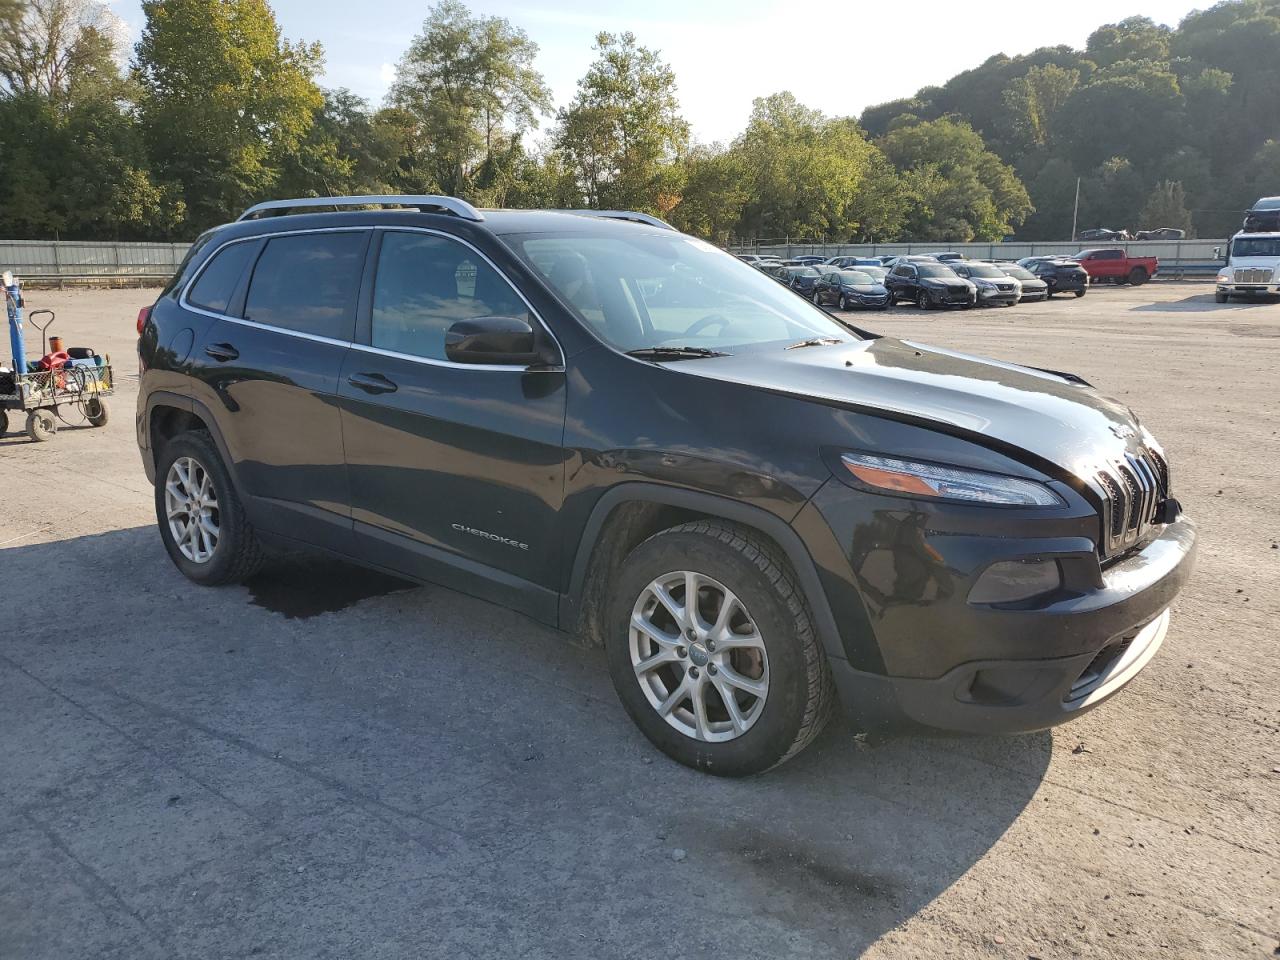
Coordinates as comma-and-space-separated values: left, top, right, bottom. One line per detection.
137, 306, 151, 335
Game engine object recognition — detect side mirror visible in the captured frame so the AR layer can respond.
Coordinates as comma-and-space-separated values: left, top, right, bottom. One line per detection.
1213, 246, 1222, 261
445, 316, 543, 366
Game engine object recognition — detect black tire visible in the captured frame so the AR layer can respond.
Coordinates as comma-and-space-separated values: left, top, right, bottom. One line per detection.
0, 409, 8, 436
917, 289, 931, 310
839, 294, 849, 311
605, 521, 834, 777
1073, 289, 1086, 298
26, 409, 56, 442
85, 397, 109, 427
1214, 291, 1229, 303
154, 429, 264, 585
1128, 267, 1148, 286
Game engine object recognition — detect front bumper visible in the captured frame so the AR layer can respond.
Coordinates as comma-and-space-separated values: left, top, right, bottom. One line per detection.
1217, 282, 1280, 295
800, 480, 1196, 735
977, 288, 1019, 306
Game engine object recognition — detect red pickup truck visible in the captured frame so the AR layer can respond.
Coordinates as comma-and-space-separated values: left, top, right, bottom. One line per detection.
1072, 248, 1159, 285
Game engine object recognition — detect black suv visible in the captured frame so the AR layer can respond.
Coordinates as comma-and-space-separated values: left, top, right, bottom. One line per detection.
884, 260, 977, 308
137, 196, 1196, 776
1017, 257, 1089, 297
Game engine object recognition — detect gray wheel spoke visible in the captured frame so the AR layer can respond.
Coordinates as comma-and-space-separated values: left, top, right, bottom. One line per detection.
718, 664, 767, 699
634, 648, 680, 676
690, 681, 711, 740
713, 677, 747, 735
656, 675, 690, 716
712, 629, 764, 653
630, 613, 679, 650
652, 583, 687, 628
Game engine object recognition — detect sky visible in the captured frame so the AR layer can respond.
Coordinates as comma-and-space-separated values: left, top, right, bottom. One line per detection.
107, 0, 1206, 145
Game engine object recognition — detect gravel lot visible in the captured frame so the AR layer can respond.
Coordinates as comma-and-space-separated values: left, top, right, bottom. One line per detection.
1, 283, 1277, 959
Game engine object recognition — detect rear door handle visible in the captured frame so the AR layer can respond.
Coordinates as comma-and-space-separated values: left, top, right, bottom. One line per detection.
205, 342, 239, 362
347, 372, 398, 395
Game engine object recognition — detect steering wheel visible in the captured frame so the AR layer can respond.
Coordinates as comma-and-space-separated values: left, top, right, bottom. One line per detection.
683, 313, 733, 338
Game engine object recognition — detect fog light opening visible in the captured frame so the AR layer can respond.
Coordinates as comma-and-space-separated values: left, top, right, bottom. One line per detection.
968, 559, 1062, 606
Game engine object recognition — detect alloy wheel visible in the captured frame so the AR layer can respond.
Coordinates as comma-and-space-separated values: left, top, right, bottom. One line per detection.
165, 456, 220, 563
629, 570, 769, 742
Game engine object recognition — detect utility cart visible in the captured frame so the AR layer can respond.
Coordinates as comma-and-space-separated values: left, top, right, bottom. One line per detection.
3, 275, 114, 442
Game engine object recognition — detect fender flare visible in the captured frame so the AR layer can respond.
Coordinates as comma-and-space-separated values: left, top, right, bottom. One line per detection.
562, 482, 848, 664
143, 391, 243, 497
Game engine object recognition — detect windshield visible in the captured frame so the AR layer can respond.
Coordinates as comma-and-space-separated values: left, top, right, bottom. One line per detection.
1001, 265, 1036, 280
509, 232, 857, 352
1231, 237, 1280, 258
917, 263, 960, 279
960, 263, 1006, 279
789, 267, 820, 277
838, 270, 876, 285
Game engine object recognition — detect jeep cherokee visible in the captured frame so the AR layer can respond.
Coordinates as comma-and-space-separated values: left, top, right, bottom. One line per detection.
137, 195, 1196, 776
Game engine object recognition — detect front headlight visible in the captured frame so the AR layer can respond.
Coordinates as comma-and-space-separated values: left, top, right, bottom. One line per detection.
840, 453, 1065, 507
1216, 274, 1231, 284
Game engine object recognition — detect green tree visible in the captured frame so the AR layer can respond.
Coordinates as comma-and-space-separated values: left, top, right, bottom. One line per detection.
135, 0, 324, 229
1139, 180, 1193, 234
668, 144, 746, 243
878, 118, 1032, 240
554, 31, 689, 212
387, 0, 550, 198
0, 0, 127, 105
998, 64, 1079, 159
1086, 16, 1172, 67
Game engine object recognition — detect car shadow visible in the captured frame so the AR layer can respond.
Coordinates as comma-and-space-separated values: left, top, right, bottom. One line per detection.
1130, 292, 1280, 312
1, 526, 1051, 959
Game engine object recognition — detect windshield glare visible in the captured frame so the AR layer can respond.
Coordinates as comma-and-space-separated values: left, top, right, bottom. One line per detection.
960, 263, 1005, 278
1001, 265, 1036, 280
838, 270, 875, 285
917, 263, 960, 278
1232, 237, 1280, 258
511, 233, 857, 352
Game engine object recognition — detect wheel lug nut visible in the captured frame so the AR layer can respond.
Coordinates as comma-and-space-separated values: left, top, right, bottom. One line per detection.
676, 646, 687, 659
686, 628, 696, 640
689, 666, 700, 679
707, 664, 718, 676
706, 640, 716, 652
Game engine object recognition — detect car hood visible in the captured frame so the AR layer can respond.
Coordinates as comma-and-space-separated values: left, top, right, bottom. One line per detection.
1226, 258, 1279, 273
677, 337, 1147, 478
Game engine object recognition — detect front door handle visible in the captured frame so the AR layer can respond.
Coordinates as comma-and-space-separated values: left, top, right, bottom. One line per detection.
347, 372, 398, 395
205, 342, 239, 362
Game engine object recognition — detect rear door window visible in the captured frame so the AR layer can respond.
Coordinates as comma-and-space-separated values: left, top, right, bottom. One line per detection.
243, 232, 368, 341
187, 241, 258, 315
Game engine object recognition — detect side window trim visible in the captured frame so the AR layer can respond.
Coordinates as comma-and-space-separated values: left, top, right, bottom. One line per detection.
349, 225, 564, 372
179, 227, 369, 347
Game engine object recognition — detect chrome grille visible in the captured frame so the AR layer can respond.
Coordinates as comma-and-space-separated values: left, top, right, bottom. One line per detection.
1095, 447, 1171, 557
1234, 267, 1272, 284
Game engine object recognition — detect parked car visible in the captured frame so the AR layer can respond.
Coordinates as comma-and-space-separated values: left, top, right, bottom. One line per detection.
997, 263, 1049, 302
853, 264, 888, 284
1072, 248, 1159, 285
792, 255, 828, 266
780, 264, 823, 296
949, 261, 1020, 306
1077, 228, 1130, 242
884, 260, 977, 308
927, 251, 963, 262
1243, 197, 1280, 233
1134, 228, 1185, 241
137, 194, 1195, 776
811, 268, 890, 310
825, 256, 885, 270
1017, 257, 1090, 297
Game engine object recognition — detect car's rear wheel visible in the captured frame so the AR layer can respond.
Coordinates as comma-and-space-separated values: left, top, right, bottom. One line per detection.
1073, 289, 1086, 298
839, 294, 850, 310
918, 289, 931, 309
155, 430, 263, 585
1128, 267, 1148, 286
605, 521, 833, 776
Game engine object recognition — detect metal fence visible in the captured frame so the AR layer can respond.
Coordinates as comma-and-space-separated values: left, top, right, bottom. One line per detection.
729, 239, 1227, 278
0, 240, 190, 286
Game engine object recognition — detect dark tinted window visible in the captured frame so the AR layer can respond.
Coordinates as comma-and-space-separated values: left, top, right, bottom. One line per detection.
187, 241, 257, 314
371, 232, 528, 361
243, 232, 367, 340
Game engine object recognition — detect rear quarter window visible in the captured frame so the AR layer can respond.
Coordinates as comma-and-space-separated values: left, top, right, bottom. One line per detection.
186, 241, 259, 315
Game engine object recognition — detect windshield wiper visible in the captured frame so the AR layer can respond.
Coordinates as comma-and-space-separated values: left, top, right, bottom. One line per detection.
785, 336, 844, 350
625, 346, 730, 361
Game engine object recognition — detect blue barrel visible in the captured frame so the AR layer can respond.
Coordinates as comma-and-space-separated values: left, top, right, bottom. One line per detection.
5, 275, 24, 373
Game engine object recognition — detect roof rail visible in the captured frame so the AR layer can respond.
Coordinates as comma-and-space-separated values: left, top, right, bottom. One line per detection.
237, 195, 485, 223
566, 210, 676, 231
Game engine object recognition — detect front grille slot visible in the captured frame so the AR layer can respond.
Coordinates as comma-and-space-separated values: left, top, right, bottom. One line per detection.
1094, 447, 1171, 558
1234, 268, 1271, 284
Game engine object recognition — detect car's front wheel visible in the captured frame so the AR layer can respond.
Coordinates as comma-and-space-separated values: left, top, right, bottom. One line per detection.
1215, 291, 1229, 303
155, 430, 264, 585
606, 521, 833, 776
